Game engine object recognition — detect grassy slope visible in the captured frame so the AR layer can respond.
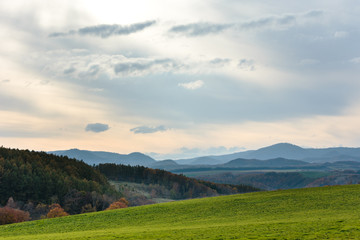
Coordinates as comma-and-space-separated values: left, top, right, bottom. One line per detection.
1, 185, 360, 239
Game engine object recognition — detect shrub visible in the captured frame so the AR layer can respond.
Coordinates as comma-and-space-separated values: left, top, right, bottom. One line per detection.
106, 198, 129, 210
46, 204, 69, 218
0, 207, 30, 225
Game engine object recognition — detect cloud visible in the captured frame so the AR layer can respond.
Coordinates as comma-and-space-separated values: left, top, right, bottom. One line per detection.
178, 80, 204, 90
240, 10, 322, 30
238, 59, 255, 71
130, 125, 168, 134
350, 57, 360, 64
334, 31, 349, 39
113, 58, 182, 77
303, 10, 324, 18
169, 10, 324, 37
85, 123, 109, 133
209, 58, 231, 67
63, 67, 76, 75
169, 22, 232, 36
31, 51, 187, 79
49, 20, 156, 38
79, 65, 101, 79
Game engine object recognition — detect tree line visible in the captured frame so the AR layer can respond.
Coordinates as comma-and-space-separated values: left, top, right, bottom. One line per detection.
96, 164, 260, 199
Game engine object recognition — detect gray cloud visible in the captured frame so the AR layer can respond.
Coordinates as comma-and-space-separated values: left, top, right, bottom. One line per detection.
49, 20, 156, 38
130, 125, 168, 134
240, 10, 322, 30
85, 123, 109, 133
30, 50, 235, 79
114, 58, 181, 76
63, 67, 76, 75
170, 10, 324, 37
79, 65, 101, 79
209, 58, 231, 67
303, 10, 323, 18
114, 62, 152, 74
169, 22, 233, 36
101, 69, 357, 127
238, 59, 255, 71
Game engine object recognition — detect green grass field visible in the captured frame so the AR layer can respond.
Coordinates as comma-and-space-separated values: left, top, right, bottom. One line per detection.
1, 184, 360, 239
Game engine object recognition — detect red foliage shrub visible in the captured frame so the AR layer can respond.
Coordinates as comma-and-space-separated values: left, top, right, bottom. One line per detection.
106, 198, 129, 210
0, 207, 30, 225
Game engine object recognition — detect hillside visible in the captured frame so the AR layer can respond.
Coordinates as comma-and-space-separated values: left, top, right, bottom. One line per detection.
0, 147, 119, 218
1, 184, 360, 239
196, 169, 360, 190
0, 147, 261, 221
49, 149, 156, 166
0, 147, 116, 205
97, 163, 259, 201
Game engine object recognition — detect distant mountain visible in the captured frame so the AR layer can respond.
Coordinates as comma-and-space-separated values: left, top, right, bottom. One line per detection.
149, 160, 180, 170
176, 156, 223, 165
211, 143, 310, 162
176, 143, 360, 165
221, 157, 310, 168
50, 143, 360, 170
49, 149, 156, 166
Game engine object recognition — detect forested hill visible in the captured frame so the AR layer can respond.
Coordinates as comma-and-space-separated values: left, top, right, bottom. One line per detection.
0, 147, 118, 208
0, 147, 260, 223
97, 164, 260, 199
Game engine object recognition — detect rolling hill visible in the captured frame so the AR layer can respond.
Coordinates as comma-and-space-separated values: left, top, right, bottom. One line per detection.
221, 157, 309, 168
1, 184, 360, 239
49, 149, 156, 166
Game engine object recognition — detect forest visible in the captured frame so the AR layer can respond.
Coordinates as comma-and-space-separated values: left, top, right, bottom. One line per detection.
97, 163, 259, 200
0, 147, 259, 224
0, 147, 119, 222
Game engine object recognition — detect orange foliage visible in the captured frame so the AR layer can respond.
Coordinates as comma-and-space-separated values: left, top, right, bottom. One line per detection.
46, 204, 69, 218
0, 207, 30, 225
106, 198, 129, 210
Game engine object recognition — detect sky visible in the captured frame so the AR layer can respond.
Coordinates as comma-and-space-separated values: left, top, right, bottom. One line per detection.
1, 0, 360, 160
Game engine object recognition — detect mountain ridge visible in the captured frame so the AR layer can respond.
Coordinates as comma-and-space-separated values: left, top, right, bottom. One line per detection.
177, 143, 360, 165
49, 143, 360, 169
49, 149, 156, 166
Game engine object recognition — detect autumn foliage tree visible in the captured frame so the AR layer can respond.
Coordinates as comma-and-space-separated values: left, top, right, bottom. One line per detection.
46, 204, 69, 218
0, 207, 30, 225
106, 198, 129, 210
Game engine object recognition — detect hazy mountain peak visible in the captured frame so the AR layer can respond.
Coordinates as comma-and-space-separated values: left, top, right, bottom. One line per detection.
261, 143, 304, 150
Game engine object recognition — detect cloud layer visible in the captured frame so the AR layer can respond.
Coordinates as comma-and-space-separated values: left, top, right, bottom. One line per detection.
169, 22, 232, 36
168, 10, 324, 37
1, 1, 360, 157
49, 20, 156, 38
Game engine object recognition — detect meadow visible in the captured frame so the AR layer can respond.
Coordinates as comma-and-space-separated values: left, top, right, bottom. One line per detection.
1, 184, 360, 239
